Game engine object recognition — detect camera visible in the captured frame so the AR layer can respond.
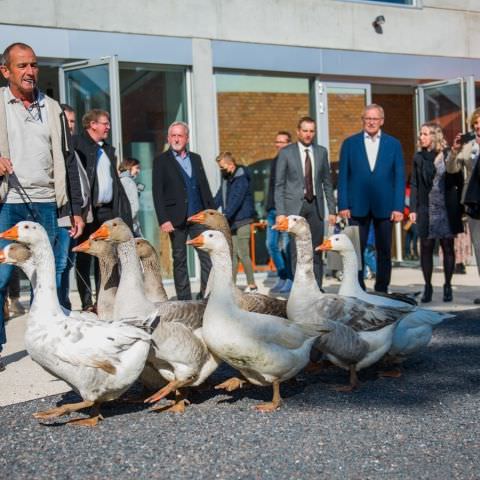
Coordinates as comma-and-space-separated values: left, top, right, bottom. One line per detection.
459, 131, 476, 145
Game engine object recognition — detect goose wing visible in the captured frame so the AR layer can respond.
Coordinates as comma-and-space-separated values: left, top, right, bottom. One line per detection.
54, 319, 150, 373
154, 300, 205, 329
306, 294, 406, 332
239, 292, 287, 318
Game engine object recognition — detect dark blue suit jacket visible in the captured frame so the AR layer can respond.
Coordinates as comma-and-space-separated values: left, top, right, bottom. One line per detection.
338, 131, 405, 218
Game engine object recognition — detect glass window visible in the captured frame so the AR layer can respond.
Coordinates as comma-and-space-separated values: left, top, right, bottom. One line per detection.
119, 63, 188, 279
353, 0, 413, 4
216, 72, 311, 221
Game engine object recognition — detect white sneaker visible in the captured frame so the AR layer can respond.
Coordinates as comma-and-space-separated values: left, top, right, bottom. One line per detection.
244, 286, 259, 293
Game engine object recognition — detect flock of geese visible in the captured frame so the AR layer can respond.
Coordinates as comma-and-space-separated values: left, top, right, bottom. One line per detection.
0, 211, 453, 426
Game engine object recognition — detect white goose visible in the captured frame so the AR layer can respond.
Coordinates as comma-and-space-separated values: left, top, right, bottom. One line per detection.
275, 215, 410, 390
0, 222, 156, 426
318, 233, 453, 362
91, 219, 221, 413
189, 229, 329, 411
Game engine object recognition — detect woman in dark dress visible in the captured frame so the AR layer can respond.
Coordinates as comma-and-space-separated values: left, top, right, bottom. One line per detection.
409, 123, 463, 303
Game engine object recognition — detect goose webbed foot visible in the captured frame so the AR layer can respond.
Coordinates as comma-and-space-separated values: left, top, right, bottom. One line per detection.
378, 368, 402, 378
214, 377, 248, 392
33, 400, 95, 421
334, 365, 360, 392
145, 379, 189, 405
150, 390, 190, 414
66, 407, 104, 427
255, 381, 281, 412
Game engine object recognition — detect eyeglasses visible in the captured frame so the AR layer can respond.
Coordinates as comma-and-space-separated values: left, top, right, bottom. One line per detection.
362, 117, 383, 122
96, 121, 111, 126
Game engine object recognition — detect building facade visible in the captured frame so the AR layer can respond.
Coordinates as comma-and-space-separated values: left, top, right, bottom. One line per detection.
1, 0, 478, 276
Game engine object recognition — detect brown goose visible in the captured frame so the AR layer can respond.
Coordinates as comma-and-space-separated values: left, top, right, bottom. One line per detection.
188, 209, 287, 318
135, 238, 169, 303
90, 219, 219, 413
73, 238, 119, 321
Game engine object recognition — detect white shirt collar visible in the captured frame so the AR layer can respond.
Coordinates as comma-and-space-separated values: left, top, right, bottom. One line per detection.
364, 130, 382, 141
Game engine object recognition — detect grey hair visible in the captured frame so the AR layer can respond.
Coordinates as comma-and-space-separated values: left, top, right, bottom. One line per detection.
168, 121, 190, 136
362, 104, 385, 119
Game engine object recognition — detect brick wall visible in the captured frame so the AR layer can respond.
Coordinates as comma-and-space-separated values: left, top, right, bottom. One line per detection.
217, 92, 310, 164
327, 92, 366, 170
372, 93, 415, 178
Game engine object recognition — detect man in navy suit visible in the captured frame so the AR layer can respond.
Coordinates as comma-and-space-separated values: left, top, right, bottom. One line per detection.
338, 104, 405, 293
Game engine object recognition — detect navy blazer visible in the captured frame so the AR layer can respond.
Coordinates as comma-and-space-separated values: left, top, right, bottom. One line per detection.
152, 149, 215, 227
338, 131, 405, 218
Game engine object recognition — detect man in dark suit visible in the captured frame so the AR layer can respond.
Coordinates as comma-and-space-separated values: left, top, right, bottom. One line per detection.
275, 116, 336, 289
152, 121, 215, 300
73, 109, 132, 311
338, 104, 405, 293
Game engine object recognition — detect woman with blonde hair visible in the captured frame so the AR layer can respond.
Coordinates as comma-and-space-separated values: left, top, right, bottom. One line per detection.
409, 123, 463, 303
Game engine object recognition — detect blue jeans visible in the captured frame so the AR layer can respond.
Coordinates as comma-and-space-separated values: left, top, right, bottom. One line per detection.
0, 202, 58, 352
54, 226, 76, 309
266, 209, 292, 280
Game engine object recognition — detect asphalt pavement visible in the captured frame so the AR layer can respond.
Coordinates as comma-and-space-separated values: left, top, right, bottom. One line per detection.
1, 267, 480, 479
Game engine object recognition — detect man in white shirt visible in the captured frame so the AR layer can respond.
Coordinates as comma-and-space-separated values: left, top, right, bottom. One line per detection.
72, 109, 132, 311
338, 104, 405, 292
275, 116, 336, 289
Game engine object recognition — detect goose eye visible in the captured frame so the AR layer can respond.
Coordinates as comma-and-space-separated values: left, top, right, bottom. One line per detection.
24, 225, 29, 229
112, 222, 117, 227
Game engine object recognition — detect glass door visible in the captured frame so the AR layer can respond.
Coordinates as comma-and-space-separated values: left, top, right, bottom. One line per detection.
416, 77, 475, 145
59, 56, 122, 158
313, 81, 371, 172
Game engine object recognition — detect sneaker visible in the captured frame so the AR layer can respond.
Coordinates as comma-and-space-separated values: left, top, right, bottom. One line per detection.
279, 279, 293, 294
244, 286, 259, 293
270, 279, 286, 293
9, 298, 25, 315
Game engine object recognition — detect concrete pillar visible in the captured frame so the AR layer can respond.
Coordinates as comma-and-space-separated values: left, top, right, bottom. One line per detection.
191, 38, 219, 194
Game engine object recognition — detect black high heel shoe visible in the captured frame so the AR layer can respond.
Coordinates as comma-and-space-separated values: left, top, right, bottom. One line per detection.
421, 284, 433, 303
443, 284, 453, 302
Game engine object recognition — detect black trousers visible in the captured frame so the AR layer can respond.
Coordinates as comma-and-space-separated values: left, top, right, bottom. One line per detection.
169, 221, 212, 300
350, 214, 392, 293
290, 199, 324, 289
76, 205, 115, 309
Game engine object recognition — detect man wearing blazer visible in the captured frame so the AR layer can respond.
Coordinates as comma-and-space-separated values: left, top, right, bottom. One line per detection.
152, 121, 215, 300
275, 116, 336, 288
338, 104, 405, 293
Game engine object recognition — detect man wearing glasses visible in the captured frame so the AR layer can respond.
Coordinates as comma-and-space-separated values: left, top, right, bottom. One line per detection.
73, 109, 132, 312
338, 104, 405, 293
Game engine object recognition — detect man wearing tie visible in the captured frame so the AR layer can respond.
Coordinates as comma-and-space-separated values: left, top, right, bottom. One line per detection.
338, 104, 405, 293
275, 116, 336, 289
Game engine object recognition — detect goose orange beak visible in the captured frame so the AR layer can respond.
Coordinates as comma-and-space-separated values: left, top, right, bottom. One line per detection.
0, 250, 6, 263
72, 239, 91, 253
187, 211, 206, 224
187, 234, 204, 247
90, 224, 110, 241
316, 239, 332, 251
273, 217, 289, 231
0, 225, 19, 240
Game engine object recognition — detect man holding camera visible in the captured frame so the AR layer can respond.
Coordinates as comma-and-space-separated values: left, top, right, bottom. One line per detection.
447, 108, 480, 305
